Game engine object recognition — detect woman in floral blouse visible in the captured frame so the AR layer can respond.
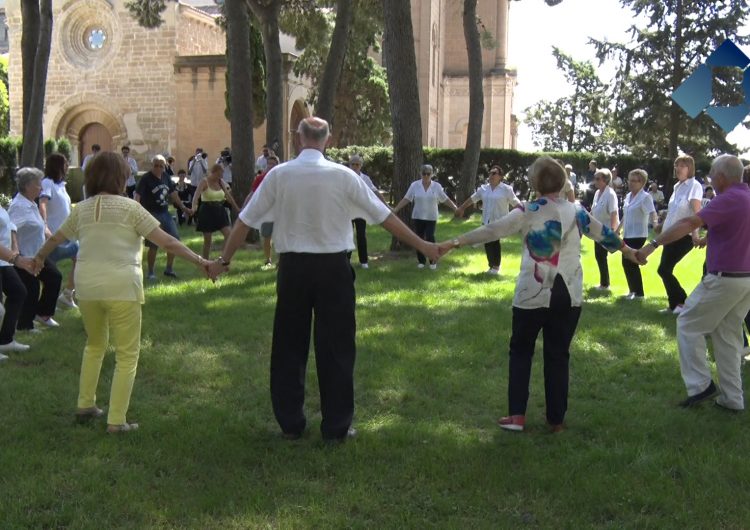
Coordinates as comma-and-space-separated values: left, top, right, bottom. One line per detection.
438, 156, 637, 433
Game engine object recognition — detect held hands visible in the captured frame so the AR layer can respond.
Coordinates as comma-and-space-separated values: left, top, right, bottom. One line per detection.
621, 245, 643, 265
205, 259, 229, 281
634, 244, 655, 265
18, 256, 40, 276
436, 240, 456, 259
692, 234, 706, 248
420, 242, 441, 263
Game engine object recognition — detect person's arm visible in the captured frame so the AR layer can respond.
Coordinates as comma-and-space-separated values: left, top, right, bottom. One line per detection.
689, 198, 702, 243
609, 211, 619, 231
33, 230, 66, 265
636, 215, 704, 264
437, 207, 526, 258
145, 227, 211, 277
565, 189, 575, 203
206, 219, 251, 278
455, 196, 475, 217
38, 198, 53, 238
223, 183, 241, 213
381, 214, 439, 262
392, 197, 411, 214
170, 190, 192, 216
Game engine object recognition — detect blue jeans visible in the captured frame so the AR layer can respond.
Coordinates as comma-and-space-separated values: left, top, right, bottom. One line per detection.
145, 210, 179, 249
48, 240, 79, 264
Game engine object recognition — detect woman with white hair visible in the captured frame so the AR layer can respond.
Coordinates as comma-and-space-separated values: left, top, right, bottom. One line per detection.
393, 164, 459, 269
618, 169, 657, 299
8, 167, 63, 330
590, 168, 619, 291
349, 154, 388, 269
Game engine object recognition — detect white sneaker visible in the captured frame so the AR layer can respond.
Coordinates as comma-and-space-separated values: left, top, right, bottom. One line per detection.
58, 289, 78, 309
0, 340, 30, 352
620, 293, 635, 300
0, 352, 7, 361
487, 268, 499, 275
429, 263, 437, 270
417, 263, 425, 269
35, 316, 60, 328
360, 263, 369, 269
672, 305, 685, 315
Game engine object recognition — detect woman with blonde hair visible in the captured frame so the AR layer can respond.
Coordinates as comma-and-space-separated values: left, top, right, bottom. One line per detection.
437, 156, 636, 433
34, 152, 212, 433
590, 168, 619, 291
618, 169, 657, 299
192, 163, 240, 259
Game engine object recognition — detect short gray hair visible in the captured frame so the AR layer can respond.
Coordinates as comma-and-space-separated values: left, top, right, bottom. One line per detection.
711, 154, 743, 182
152, 154, 167, 166
297, 118, 330, 143
594, 168, 612, 185
349, 154, 363, 165
16, 167, 44, 194
421, 164, 434, 175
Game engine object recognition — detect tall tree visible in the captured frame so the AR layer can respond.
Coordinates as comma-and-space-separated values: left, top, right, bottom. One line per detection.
524, 47, 613, 152
382, 0, 422, 249
458, 0, 483, 204
590, 0, 750, 160
20, 0, 52, 168
315, 0, 354, 124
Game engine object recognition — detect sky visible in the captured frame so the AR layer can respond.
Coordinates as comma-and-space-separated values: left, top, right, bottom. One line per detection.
507, 0, 750, 156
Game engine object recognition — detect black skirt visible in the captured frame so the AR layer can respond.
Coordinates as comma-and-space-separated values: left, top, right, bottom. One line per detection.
196, 201, 230, 233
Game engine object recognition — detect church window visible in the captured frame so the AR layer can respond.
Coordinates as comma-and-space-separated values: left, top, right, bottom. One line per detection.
88, 28, 107, 50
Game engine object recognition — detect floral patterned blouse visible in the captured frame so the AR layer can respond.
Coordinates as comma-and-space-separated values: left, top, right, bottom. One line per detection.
459, 196, 623, 309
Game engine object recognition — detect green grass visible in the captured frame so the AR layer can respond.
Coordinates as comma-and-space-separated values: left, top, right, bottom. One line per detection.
2, 213, 749, 528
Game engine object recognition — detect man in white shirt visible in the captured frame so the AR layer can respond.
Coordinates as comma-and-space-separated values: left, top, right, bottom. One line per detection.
121, 146, 139, 198
81, 144, 100, 172
211, 117, 438, 443
255, 145, 270, 173
217, 147, 233, 187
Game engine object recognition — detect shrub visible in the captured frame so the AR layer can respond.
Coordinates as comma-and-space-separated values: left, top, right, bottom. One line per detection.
44, 138, 57, 158
56, 137, 72, 161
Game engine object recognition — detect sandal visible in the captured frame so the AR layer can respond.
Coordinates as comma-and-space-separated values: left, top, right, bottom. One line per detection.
107, 422, 139, 434
75, 407, 104, 423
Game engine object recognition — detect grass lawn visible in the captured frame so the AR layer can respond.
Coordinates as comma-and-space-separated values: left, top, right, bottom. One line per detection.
2, 212, 749, 528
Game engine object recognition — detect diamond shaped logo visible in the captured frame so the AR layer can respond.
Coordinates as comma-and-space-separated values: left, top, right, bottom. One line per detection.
672, 39, 750, 133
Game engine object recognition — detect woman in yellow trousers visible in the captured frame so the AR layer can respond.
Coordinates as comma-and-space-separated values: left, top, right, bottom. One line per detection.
34, 152, 212, 433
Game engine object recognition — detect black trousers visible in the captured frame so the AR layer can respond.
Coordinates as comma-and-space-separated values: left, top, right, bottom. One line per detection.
16, 260, 62, 330
657, 234, 693, 310
0, 266, 27, 344
622, 237, 647, 296
594, 241, 610, 287
126, 184, 136, 199
352, 218, 368, 264
413, 219, 436, 264
743, 310, 750, 348
508, 275, 582, 425
485, 240, 501, 269
271, 252, 356, 439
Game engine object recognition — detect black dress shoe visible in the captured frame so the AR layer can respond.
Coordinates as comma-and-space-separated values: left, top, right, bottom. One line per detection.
679, 381, 718, 408
323, 427, 357, 445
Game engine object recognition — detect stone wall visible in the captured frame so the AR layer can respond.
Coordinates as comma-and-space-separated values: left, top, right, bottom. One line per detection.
176, 7, 226, 56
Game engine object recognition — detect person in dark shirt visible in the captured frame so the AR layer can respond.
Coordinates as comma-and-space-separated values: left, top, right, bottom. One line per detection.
134, 155, 193, 280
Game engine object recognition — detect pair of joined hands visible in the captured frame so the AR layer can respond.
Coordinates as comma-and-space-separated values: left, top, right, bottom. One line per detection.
200, 259, 230, 282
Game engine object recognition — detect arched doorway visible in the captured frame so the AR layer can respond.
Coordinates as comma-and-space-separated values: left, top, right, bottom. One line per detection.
289, 100, 309, 157
79, 122, 113, 162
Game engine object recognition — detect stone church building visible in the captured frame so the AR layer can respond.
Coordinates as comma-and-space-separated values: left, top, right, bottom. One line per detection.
3, 0, 515, 169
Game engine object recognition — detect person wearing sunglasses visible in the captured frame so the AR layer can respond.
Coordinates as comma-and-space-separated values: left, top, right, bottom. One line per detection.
590, 168, 620, 291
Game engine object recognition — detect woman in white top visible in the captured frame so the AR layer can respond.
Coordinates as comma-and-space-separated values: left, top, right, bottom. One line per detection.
8, 168, 63, 330
590, 168, 619, 290
617, 169, 657, 299
654, 155, 703, 314
39, 153, 78, 308
455, 165, 520, 274
393, 164, 458, 269
437, 157, 636, 432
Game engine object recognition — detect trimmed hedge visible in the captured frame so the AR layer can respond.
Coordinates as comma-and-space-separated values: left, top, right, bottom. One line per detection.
326, 146, 712, 200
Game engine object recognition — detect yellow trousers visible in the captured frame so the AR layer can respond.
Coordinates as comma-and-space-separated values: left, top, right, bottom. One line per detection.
77, 300, 142, 425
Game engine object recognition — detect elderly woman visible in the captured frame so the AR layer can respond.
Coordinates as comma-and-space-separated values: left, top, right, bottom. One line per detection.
617, 169, 657, 299
8, 168, 63, 330
34, 152, 212, 433
349, 154, 388, 269
39, 153, 78, 309
437, 156, 636, 433
393, 164, 459, 269
654, 155, 703, 314
590, 168, 619, 291
0, 205, 36, 358
455, 165, 520, 274
192, 163, 240, 259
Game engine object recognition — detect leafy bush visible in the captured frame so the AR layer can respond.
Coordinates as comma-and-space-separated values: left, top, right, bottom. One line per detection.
0, 193, 11, 209
44, 138, 57, 158
67, 167, 84, 203
56, 137, 72, 161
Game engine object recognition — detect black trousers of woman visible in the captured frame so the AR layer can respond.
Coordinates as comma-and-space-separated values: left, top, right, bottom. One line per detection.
352, 218, 368, 265
413, 219, 436, 264
657, 234, 693, 310
0, 266, 27, 344
594, 241, 610, 287
16, 259, 62, 330
743, 311, 750, 348
622, 237, 647, 296
507, 275, 582, 426
485, 241, 501, 270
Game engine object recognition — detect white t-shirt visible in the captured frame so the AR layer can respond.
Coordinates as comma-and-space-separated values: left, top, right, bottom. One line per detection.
0, 207, 17, 267
471, 182, 519, 225
216, 158, 233, 184
663, 177, 703, 230
621, 190, 656, 238
240, 149, 391, 253
124, 156, 139, 187
404, 180, 449, 221
8, 193, 45, 257
591, 186, 619, 228
40, 177, 73, 234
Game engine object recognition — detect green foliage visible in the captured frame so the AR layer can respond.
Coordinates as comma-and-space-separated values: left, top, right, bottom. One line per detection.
43, 138, 57, 158
0, 193, 11, 209
125, 0, 171, 28
0, 81, 8, 138
524, 47, 617, 153
281, 0, 392, 145
66, 167, 84, 203
0, 55, 8, 88
590, 0, 750, 158
0, 136, 20, 171
56, 137, 72, 161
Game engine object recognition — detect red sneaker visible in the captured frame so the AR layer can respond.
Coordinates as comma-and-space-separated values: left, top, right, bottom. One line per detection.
497, 415, 525, 432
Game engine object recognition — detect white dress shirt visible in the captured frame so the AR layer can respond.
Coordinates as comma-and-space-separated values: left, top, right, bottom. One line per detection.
124, 156, 139, 187
404, 180, 449, 221
8, 193, 46, 257
471, 182, 519, 225
41, 178, 72, 234
621, 190, 656, 238
255, 155, 268, 173
240, 149, 391, 253
0, 207, 17, 267
357, 172, 378, 192
592, 186, 619, 228
188, 156, 208, 187
663, 177, 703, 230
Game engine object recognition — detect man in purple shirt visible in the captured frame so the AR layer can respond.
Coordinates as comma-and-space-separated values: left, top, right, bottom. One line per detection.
637, 154, 750, 410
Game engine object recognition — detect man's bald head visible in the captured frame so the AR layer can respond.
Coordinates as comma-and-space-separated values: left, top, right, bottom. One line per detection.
298, 117, 331, 150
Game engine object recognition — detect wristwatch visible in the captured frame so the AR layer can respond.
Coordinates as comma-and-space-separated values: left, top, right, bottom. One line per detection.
217, 256, 230, 266
452, 239, 461, 248
649, 239, 660, 248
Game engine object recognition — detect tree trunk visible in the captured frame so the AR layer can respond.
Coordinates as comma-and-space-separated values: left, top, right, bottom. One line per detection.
21, 0, 52, 169
567, 87, 579, 151
20, 0, 39, 134
382, 0, 423, 250
458, 0, 483, 205
248, 1, 285, 161
226, 0, 255, 208
668, 0, 684, 162
316, 0, 355, 126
